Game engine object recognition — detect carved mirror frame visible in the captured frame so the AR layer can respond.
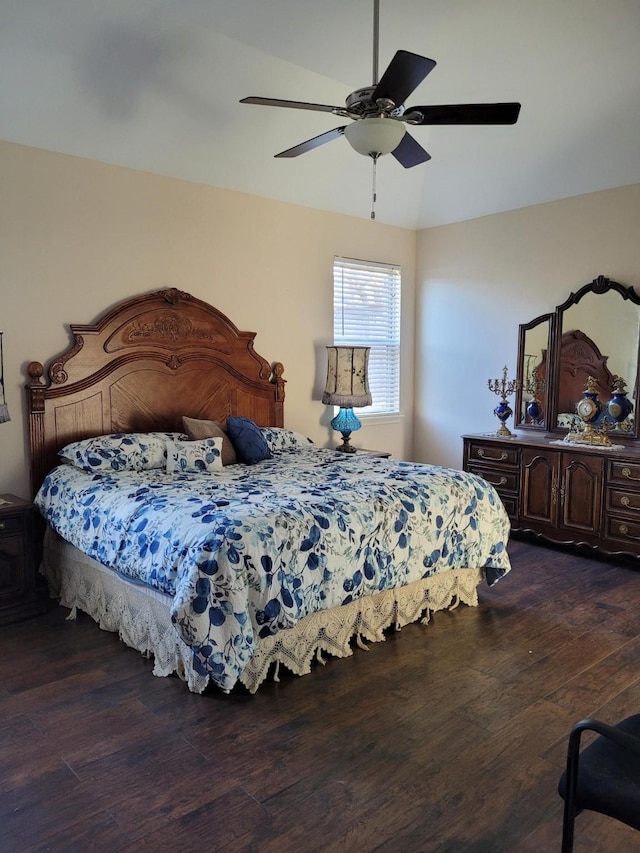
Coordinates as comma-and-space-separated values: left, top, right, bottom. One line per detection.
514, 312, 552, 430
515, 275, 640, 439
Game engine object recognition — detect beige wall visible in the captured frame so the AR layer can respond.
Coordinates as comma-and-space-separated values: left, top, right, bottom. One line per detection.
0, 140, 416, 499
415, 184, 640, 470
3, 138, 639, 499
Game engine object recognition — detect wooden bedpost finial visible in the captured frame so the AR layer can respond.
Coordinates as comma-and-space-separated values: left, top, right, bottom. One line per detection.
28, 361, 44, 384
272, 362, 286, 406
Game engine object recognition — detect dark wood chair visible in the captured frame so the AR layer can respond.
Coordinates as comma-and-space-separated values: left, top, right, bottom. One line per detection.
558, 715, 640, 851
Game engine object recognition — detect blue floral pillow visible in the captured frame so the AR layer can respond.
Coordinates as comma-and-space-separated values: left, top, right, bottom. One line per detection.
166, 438, 223, 474
260, 427, 313, 453
226, 416, 272, 465
59, 432, 186, 473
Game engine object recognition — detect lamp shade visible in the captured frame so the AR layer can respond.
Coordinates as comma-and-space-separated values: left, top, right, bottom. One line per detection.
322, 346, 372, 408
344, 117, 406, 157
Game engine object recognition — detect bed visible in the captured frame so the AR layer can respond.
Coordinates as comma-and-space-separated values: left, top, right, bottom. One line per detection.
28, 287, 511, 694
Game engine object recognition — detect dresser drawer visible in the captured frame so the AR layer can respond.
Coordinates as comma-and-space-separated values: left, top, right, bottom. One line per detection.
467, 463, 519, 493
497, 494, 519, 520
466, 442, 519, 467
466, 462, 519, 520
0, 514, 25, 535
607, 460, 640, 487
604, 515, 640, 548
606, 488, 640, 516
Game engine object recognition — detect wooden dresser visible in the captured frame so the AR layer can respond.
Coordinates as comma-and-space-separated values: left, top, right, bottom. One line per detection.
463, 432, 640, 559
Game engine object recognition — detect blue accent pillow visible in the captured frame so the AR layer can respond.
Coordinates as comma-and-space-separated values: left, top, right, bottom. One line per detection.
226, 416, 272, 465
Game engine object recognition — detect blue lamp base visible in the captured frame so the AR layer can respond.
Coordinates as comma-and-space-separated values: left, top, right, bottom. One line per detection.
331, 407, 362, 453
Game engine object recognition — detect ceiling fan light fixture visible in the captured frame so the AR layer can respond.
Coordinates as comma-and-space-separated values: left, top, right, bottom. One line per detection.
344, 117, 405, 157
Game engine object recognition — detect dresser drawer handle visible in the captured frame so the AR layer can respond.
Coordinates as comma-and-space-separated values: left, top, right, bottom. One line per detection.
620, 496, 640, 511
0, 521, 4, 530
618, 524, 640, 540
621, 467, 640, 482
477, 449, 508, 462
486, 476, 507, 487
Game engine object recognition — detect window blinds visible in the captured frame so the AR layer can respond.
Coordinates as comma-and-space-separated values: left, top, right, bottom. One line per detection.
333, 257, 401, 415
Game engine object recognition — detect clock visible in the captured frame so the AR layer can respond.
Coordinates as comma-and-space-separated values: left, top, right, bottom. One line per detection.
576, 376, 602, 424
576, 396, 600, 423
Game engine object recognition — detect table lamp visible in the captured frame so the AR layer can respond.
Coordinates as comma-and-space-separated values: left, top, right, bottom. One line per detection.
322, 346, 371, 452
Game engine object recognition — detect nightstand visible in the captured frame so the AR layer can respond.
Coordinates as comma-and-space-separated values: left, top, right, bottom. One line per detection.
0, 494, 47, 625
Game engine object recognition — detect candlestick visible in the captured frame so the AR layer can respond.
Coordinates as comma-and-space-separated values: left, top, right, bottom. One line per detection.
487, 365, 519, 436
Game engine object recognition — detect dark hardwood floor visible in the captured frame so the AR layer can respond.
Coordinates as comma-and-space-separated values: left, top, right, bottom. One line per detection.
2, 539, 640, 852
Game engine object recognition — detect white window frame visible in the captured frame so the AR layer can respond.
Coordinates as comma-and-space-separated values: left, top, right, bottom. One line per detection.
332, 256, 401, 416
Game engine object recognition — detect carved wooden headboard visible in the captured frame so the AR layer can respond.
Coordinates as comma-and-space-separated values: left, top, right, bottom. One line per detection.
539, 328, 614, 416
26, 288, 285, 496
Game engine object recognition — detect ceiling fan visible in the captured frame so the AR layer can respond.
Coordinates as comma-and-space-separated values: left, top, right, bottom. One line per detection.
240, 0, 521, 170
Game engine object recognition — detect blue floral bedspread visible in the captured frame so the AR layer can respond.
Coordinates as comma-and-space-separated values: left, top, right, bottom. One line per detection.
35, 447, 511, 692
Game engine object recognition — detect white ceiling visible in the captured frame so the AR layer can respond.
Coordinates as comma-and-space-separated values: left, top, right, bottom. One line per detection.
1, 0, 639, 229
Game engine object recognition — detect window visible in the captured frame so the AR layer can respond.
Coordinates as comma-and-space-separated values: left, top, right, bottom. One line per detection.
332, 256, 401, 416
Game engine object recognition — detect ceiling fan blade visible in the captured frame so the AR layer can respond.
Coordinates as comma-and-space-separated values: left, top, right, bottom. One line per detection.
406, 102, 522, 125
392, 132, 431, 168
275, 127, 346, 158
240, 96, 342, 114
372, 50, 436, 106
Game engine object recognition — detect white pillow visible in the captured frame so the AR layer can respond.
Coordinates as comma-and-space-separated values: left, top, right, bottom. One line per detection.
166, 437, 224, 474
259, 427, 313, 453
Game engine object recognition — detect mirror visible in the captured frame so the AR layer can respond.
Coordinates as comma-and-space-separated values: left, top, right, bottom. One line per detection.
515, 314, 551, 428
554, 279, 640, 435
515, 276, 640, 439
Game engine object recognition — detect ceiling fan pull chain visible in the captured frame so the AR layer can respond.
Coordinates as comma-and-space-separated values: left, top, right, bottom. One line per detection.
371, 155, 378, 220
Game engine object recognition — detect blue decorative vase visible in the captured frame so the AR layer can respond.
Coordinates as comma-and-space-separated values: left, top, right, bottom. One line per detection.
607, 381, 633, 426
493, 400, 513, 436
526, 399, 542, 424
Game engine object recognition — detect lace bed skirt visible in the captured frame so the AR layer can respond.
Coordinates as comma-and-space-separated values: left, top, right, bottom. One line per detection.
41, 528, 484, 694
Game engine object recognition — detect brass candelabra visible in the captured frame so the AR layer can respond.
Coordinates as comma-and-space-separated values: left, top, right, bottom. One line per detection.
487, 366, 519, 436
